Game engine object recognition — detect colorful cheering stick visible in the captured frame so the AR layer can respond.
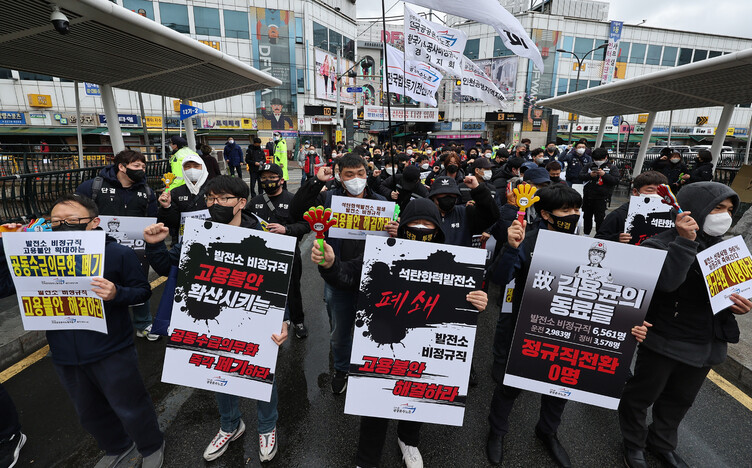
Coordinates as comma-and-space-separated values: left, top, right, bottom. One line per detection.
393, 204, 401, 221
24, 218, 52, 232
303, 206, 337, 265
656, 184, 683, 213
513, 184, 540, 223
161, 172, 176, 191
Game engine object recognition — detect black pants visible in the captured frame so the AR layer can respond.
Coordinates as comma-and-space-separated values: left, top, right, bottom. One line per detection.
0, 383, 20, 440
618, 346, 710, 452
227, 164, 243, 178
287, 247, 304, 324
356, 416, 422, 467
582, 197, 607, 235
249, 171, 260, 197
53, 346, 163, 456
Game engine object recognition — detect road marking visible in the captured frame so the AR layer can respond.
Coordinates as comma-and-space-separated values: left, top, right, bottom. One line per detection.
151, 276, 167, 289
0, 345, 49, 384
707, 370, 752, 412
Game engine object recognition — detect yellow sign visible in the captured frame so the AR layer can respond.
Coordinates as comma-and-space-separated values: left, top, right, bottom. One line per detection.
28, 94, 52, 108
573, 63, 586, 71
173, 99, 193, 112
335, 130, 342, 143
697, 116, 709, 125
637, 113, 649, 123
198, 40, 220, 51
145, 116, 163, 128
614, 62, 627, 80
568, 113, 579, 122
716, 127, 735, 136
241, 118, 256, 130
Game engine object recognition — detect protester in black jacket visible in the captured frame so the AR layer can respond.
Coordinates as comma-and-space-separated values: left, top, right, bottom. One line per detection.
579, 148, 620, 235
199, 145, 220, 180
685, 149, 714, 185
492, 157, 524, 191
650, 149, 687, 194
244, 163, 310, 338
558, 141, 593, 186
377, 164, 429, 213
428, 175, 499, 247
619, 182, 750, 468
246, 137, 266, 197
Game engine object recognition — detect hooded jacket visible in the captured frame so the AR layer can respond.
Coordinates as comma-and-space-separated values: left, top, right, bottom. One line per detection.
640, 182, 740, 367
223, 141, 244, 166
46, 233, 152, 365
169, 145, 198, 190
397, 198, 446, 243
435, 184, 500, 247
76, 165, 157, 217
157, 155, 209, 230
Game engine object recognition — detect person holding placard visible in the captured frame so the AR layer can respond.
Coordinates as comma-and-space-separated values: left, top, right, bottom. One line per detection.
156, 154, 209, 233
618, 182, 751, 468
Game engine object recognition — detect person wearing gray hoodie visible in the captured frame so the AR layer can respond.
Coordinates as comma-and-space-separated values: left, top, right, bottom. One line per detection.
618, 182, 751, 468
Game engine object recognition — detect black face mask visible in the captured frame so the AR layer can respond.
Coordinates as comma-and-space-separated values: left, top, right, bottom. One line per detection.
126, 168, 145, 183
404, 226, 437, 242
437, 196, 457, 213
546, 212, 580, 234
209, 203, 238, 224
446, 164, 458, 173
551, 176, 561, 183
51, 223, 89, 232
261, 180, 280, 194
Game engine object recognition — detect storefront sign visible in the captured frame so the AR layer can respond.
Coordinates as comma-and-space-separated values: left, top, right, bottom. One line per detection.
0, 111, 26, 125
28, 94, 52, 108
28, 112, 52, 126
461, 122, 486, 132
304, 105, 338, 117
84, 83, 100, 96
485, 112, 523, 122
98, 114, 140, 126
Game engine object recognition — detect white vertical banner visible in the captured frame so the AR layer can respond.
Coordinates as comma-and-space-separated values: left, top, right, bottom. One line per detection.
460, 56, 506, 108
383, 44, 444, 107
406, 0, 544, 72
601, 21, 623, 84
404, 5, 467, 78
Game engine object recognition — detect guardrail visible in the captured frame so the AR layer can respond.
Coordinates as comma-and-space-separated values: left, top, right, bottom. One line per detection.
0, 150, 165, 176
609, 150, 745, 187
0, 159, 170, 224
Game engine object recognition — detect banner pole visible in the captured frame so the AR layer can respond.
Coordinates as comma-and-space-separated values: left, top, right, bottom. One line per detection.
381, 0, 393, 151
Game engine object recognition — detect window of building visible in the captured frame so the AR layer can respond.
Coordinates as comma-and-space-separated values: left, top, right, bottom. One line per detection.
160, 3, 189, 33
560, 36, 574, 54
0, 68, 13, 79
588, 80, 600, 89
313, 22, 328, 50
692, 49, 708, 62
708, 50, 722, 58
295, 17, 303, 43
123, 0, 155, 20
18, 71, 53, 81
329, 31, 342, 54
661, 46, 677, 66
617, 41, 630, 63
343, 36, 355, 61
297, 68, 305, 93
573, 37, 594, 58
464, 38, 480, 60
194, 7, 220, 36
629, 43, 646, 64
645, 45, 662, 65
569, 79, 586, 93
677, 48, 693, 66
223, 10, 249, 39
557, 77, 568, 96
493, 36, 513, 56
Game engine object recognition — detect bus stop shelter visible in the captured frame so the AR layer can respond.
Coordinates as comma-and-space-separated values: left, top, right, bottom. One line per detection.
0, 0, 281, 157
536, 47, 752, 177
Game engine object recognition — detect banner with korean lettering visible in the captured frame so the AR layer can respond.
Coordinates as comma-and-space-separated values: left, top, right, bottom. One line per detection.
363, 105, 440, 122
624, 195, 674, 245
697, 236, 752, 315
460, 56, 506, 109
161, 218, 295, 401
98, 216, 156, 276
601, 21, 623, 85
345, 236, 486, 426
404, 5, 466, 78
384, 45, 443, 107
3, 231, 107, 333
328, 196, 396, 240
504, 230, 666, 409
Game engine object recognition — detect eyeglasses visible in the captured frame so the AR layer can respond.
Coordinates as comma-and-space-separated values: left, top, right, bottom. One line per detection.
46, 217, 94, 228
205, 196, 239, 205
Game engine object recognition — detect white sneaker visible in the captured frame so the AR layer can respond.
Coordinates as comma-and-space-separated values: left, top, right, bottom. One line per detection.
136, 324, 160, 341
258, 427, 277, 462
203, 419, 245, 462
397, 438, 423, 468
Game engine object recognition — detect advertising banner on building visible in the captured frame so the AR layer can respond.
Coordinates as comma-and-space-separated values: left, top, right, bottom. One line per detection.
383, 45, 443, 107
328, 196, 396, 240
454, 57, 518, 104
523, 29, 561, 132
404, 5, 466, 78
344, 236, 486, 426
363, 106, 439, 122
601, 21, 624, 85
697, 236, 752, 315
3, 231, 107, 333
458, 56, 506, 109
251, 8, 297, 131
504, 230, 666, 409
314, 48, 357, 105
623, 195, 674, 245
162, 218, 295, 401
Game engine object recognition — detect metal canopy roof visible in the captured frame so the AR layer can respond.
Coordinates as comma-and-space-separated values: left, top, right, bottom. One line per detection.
537, 48, 752, 117
0, 0, 281, 102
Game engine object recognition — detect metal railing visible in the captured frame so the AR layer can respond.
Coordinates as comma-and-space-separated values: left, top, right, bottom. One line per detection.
0, 159, 170, 224
0, 150, 165, 176
609, 150, 746, 187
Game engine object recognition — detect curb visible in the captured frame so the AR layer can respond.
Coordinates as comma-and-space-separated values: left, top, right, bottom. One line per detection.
0, 330, 47, 373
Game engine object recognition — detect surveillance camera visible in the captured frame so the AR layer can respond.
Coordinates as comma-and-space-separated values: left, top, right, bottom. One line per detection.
50, 5, 70, 35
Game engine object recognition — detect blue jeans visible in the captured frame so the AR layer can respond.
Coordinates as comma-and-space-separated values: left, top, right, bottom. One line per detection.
215, 379, 278, 434
324, 283, 359, 373
301, 168, 308, 183
132, 300, 152, 331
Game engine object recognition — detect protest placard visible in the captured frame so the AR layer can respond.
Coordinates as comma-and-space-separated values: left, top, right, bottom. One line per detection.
624, 195, 674, 245
3, 231, 107, 333
404, 5, 467, 78
179, 209, 210, 241
504, 230, 666, 409
697, 236, 752, 315
161, 217, 295, 401
99, 215, 156, 275
328, 196, 396, 240
344, 236, 486, 426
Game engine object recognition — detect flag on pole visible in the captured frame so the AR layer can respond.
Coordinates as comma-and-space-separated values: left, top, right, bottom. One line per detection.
403, 5, 467, 78
383, 45, 443, 107
179, 103, 207, 120
406, 0, 544, 72
460, 56, 506, 109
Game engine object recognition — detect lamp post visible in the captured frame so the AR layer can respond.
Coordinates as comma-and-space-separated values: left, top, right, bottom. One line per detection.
335, 53, 373, 146
557, 43, 608, 144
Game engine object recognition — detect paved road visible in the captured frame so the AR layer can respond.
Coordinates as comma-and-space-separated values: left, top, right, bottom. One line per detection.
4, 173, 752, 467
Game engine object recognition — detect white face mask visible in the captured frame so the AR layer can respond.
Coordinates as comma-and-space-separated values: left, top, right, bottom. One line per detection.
385, 167, 395, 175
426, 150, 432, 155
482, 170, 493, 181
576, 148, 586, 155
227, 140, 234, 145
671, 158, 681, 163
420, 163, 430, 170
594, 159, 606, 167
406, 149, 413, 155
184, 168, 202, 183
334, 173, 341, 182
703, 212, 732, 237
343, 176, 367, 196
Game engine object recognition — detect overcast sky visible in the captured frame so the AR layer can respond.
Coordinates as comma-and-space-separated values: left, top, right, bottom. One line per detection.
357, 0, 752, 40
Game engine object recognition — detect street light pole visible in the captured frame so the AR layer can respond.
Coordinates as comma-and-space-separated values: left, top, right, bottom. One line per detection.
557, 43, 609, 145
